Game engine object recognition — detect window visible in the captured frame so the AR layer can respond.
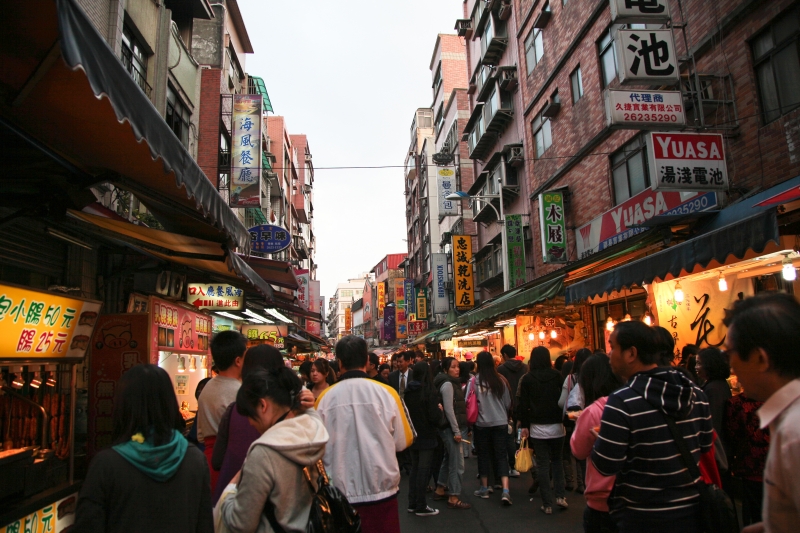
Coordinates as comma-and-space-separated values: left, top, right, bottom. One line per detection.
611, 136, 649, 204
166, 85, 190, 147
570, 66, 584, 103
121, 24, 150, 96
525, 28, 545, 74
340, 290, 352, 297
752, 5, 800, 123
434, 105, 444, 138
598, 30, 617, 87
532, 110, 553, 157
432, 63, 443, 99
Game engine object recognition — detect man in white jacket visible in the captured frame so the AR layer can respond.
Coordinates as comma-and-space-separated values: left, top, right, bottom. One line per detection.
315, 335, 414, 533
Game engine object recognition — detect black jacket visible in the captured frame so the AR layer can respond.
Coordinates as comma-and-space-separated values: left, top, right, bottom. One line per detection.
404, 381, 444, 449
497, 359, 526, 411
433, 372, 467, 430
388, 369, 411, 395
516, 368, 564, 428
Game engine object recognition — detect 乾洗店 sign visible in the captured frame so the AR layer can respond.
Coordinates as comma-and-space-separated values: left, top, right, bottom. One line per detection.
452, 236, 475, 310
615, 29, 679, 86
648, 132, 729, 191
539, 190, 568, 264
248, 224, 292, 253
187, 283, 244, 311
609, 0, 671, 24
230, 95, 262, 208
605, 89, 685, 129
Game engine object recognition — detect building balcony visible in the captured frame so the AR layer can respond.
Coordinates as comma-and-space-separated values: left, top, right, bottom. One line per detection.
121, 43, 152, 98
480, 13, 508, 66
293, 235, 309, 260
167, 24, 199, 105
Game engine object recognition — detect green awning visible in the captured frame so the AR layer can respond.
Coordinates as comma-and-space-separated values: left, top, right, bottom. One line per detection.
249, 76, 274, 113
457, 277, 565, 328
433, 328, 455, 342
262, 152, 272, 171
409, 326, 446, 344
247, 207, 268, 225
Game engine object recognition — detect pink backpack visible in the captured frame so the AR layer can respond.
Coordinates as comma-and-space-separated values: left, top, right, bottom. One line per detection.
466, 376, 479, 425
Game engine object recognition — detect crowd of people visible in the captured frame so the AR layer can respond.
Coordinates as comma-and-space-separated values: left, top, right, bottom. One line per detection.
71, 292, 800, 533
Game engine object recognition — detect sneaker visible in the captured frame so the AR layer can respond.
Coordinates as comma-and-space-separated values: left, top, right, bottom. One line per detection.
556, 497, 569, 509
541, 505, 552, 515
501, 491, 512, 506
508, 469, 521, 478
474, 487, 491, 499
407, 507, 415, 513
415, 506, 440, 517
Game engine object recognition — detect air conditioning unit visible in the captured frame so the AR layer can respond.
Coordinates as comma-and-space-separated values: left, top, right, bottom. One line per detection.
305, 153, 312, 161
303, 184, 312, 193
506, 145, 524, 167
155, 271, 186, 298
498, 0, 512, 20
541, 100, 561, 118
455, 19, 473, 38
498, 160, 519, 189
498, 66, 518, 92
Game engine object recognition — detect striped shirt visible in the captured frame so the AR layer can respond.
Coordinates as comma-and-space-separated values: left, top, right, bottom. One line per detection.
591, 367, 714, 518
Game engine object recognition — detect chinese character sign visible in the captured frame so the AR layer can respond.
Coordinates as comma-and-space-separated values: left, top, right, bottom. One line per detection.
437, 167, 459, 216
345, 307, 352, 333
505, 214, 527, 288
377, 282, 386, 319
394, 279, 407, 339
230, 95, 263, 207
248, 224, 292, 253
404, 279, 415, 316
151, 297, 211, 357
408, 320, 428, 336
382, 306, 396, 342
307, 280, 321, 336
609, 0, 671, 24
295, 269, 310, 307
615, 29, 679, 85
186, 283, 244, 311
605, 89, 685, 129
648, 132, 729, 192
242, 324, 288, 348
0, 283, 102, 360
0, 492, 79, 533
539, 191, 568, 264
415, 287, 429, 320
452, 235, 475, 310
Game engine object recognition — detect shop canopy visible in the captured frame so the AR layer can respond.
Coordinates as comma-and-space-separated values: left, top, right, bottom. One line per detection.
564, 177, 800, 303
263, 286, 322, 321
241, 255, 300, 291
456, 276, 565, 328
409, 326, 451, 345
0, 0, 250, 249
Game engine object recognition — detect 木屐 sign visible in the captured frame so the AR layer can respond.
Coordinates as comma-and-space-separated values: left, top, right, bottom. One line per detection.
230, 95, 262, 207
506, 214, 526, 287
615, 29, 679, 86
539, 190, 568, 264
648, 132, 729, 191
186, 283, 244, 311
605, 89, 685, 129
609, 0, 671, 24
0, 283, 102, 360
452, 236, 475, 310
248, 224, 291, 253
437, 167, 458, 215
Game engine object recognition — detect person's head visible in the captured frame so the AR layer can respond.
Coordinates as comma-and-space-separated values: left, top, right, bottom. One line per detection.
652, 326, 677, 366
236, 367, 303, 434
724, 292, 800, 401
579, 354, 623, 406
500, 344, 517, 360
554, 354, 568, 371
464, 352, 474, 362
298, 360, 313, 382
379, 364, 391, 379
210, 330, 247, 374
241, 344, 284, 380
529, 346, 553, 371
391, 354, 399, 370
571, 348, 592, 375
458, 361, 474, 384
696, 347, 730, 384
414, 350, 425, 363
112, 364, 184, 446
310, 358, 331, 385
397, 351, 413, 372
195, 377, 211, 400
411, 361, 430, 384
367, 353, 380, 375
475, 351, 505, 399
442, 356, 460, 379
429, 359, 442, 377
335, 335, 368, 371
680, 344, 699, 366
609, 321, 658, 381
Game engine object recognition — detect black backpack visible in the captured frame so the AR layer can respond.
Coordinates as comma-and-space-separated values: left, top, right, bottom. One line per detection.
265, 460, 361, 533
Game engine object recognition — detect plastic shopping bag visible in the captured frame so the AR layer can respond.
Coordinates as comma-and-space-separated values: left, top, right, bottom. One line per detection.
515, 438, 534, 473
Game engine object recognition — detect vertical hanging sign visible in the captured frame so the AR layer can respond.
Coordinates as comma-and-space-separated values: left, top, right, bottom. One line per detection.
344, 306, 352, 334
404, 279, 415, 316
230, 95, 263, 207
431, 254, 449, 314
437, 167, 459, 215
377, 282, 386, 319
452, 235, 475, 310
539, 190, 568, 264
505, 214, 527, 287
415, 287, 428, 320
383, 306, 396, 342
395, 279, 407, 339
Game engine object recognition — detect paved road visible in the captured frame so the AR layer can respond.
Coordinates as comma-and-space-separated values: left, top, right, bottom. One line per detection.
398, 452, 585, 533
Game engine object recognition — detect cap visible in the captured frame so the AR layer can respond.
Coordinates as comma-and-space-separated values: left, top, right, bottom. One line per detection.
465, 352, 474, 360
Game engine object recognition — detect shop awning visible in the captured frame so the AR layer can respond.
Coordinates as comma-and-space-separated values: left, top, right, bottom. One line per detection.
0, 0, 250, 249
265, 290, 322, 321
410, 327, 450, 345
456, 277, 565, 328
240, 255, 299, 291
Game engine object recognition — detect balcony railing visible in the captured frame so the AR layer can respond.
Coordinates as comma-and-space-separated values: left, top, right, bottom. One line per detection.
121, 43, 152, 98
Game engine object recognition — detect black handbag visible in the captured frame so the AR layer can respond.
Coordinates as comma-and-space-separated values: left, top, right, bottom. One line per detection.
663, 415, 739, 533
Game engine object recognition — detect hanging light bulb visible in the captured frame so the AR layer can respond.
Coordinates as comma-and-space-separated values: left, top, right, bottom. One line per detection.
538, 330, 545, 340
177, 355, 186, 373
45, 365, 57, 387
30, 370, 42, 389
189, 356, 197, 372
11, 367, 24, 389
782, 255, 796, 281
718, 273, 728, 291
550, 329, 557, 339
643, 313, 653, 326
606, 316, 615, 331
623, 313, 632, 322
528, 332, 535, 341
674, 281, 684, 303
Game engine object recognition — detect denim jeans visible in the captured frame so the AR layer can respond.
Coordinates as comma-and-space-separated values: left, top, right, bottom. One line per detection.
531, 436, 565, 506
564, 426, 586, 488
474, 425, 510, 481
462, 427, 470, 458
408, 448, 435, 511
437, 428, 464, 496
583, 506, 618, 533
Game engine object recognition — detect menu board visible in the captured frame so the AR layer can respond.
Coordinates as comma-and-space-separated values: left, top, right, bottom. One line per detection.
150, 296, 211, 357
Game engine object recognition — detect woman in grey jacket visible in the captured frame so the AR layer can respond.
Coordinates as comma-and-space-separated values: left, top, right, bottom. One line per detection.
216, 367, 329, 533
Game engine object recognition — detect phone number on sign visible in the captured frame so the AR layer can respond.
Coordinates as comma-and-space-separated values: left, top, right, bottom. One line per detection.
664, 194, 713, 216
622, 113, 681, 122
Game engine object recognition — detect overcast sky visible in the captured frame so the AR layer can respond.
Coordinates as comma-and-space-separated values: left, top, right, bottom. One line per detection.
238, 0, 461, 300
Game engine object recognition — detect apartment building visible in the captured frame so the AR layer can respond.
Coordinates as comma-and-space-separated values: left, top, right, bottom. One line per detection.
326, 277, 369, 341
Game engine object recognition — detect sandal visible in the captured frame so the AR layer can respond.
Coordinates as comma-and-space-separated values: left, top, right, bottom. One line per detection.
447, 500, 472, 510
432, 492, 448, 501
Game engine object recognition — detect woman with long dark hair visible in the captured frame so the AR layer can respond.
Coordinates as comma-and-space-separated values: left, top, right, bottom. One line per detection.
75, 365, 213, 532
216, 367, 329, 533
468, 352, 512, 505
309, 358, 332, 399
696, 348, 732, 444
559, 348, 592, 493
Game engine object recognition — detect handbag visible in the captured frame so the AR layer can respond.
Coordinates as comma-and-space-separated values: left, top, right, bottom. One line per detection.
466, 376, 479, 426
663, 416, 738, 533
514, 438, 534, 473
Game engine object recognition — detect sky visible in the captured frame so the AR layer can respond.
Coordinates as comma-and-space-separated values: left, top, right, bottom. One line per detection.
237, 0, 461, 300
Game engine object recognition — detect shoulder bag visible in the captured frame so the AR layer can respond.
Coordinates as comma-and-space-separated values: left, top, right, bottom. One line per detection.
466, 376, 479, 426
663, 415, 738, 533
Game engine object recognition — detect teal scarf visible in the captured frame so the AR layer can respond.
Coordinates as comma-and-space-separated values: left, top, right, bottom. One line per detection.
113, 430, 188, 482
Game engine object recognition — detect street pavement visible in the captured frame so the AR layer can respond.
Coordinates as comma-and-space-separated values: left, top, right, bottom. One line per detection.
398, 452, 585, 533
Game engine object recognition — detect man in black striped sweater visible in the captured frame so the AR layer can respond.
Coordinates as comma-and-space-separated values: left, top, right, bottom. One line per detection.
591, 321, 714, 533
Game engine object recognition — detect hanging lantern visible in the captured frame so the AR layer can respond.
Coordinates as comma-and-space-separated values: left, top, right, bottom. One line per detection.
718, 273, 728, 291
538, 330, 545, 340
550, 329, 557, 339
674, 281, 684, 303
606, 316, 615, 331
782, 255, 796, 281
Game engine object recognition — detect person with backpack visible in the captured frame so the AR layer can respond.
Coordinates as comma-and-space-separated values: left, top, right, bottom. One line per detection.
216, 367, 329, 533
559, 348, 591, 493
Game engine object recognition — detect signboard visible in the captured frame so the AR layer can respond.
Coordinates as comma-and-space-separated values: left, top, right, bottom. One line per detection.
0, 283, 102, 360
539, 190, 568, 264
187, 283, 244, 311
230, 94, 262, 207
383, 306, 396, 342
151, 297, 211, 357
415, 287, 429, 320
605, 89, 685, 129
458, 338, 488, 348
248, 224, 292, 253
307, 280, 321, 336
408, 320, 428, 336
506, 214, 527, 287
437, 167, 459, 215
243, 324, 288, 349
615, 29, 679, 86
295, 269, 309, 307
363, 282, 373, 323
575, 189, 718, 259
648, 132, 729, 191
394, 278, 407, 339
432, 253, 449, 314
609, 0, 671, 23
453, 235, 475, 310
0, 491, 78, 533
404, 279, 415, 316
344, 306, 352, 333
377, 282, 386, 319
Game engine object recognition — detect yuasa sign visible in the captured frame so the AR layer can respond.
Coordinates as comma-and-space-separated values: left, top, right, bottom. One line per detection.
615, 29, 679, 86
648, 132, 729, 191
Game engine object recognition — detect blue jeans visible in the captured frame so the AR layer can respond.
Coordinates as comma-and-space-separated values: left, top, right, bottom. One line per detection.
437, 428, 464, 496
474, 425, 509, 481
531, 436, 565, 506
